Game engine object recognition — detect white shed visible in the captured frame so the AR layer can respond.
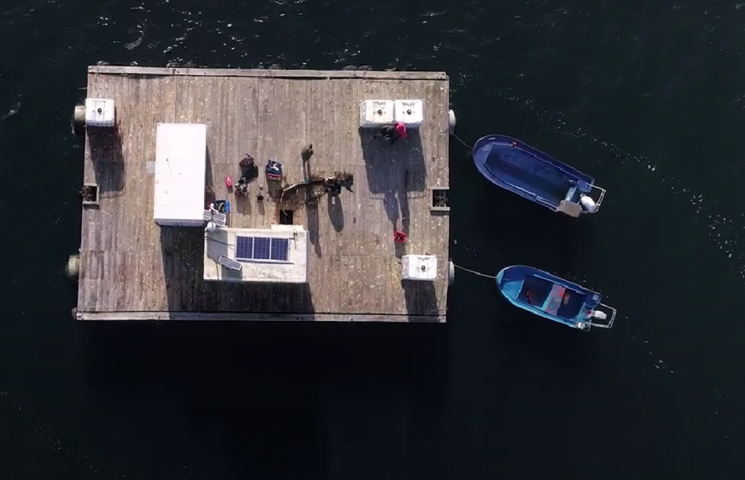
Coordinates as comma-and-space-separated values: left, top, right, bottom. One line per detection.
203, 225, 309, 284
153, 123, 207, 227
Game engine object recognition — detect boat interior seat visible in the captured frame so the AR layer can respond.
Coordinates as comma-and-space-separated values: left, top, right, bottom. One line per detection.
518, 275, 553, 305
556, 290, 587, 319
557, 200, 582, 217
576, 180, 592, 193
564, 185, 577, 202
564, 180, 592, 203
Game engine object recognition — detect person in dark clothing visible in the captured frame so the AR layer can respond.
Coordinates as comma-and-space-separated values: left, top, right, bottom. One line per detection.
379, 125, 398, 143
240, 153, 254, 167
236, 177, 248, 196
239, 153, 259, 181
378, 121, 408, 144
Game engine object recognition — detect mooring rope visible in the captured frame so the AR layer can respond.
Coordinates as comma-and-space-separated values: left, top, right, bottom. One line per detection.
452, 263, 496, 279
450, 132, 473, 150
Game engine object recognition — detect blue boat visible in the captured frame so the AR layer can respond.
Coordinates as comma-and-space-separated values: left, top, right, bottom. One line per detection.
496, 265, 617, 331
473, 134, 606, 217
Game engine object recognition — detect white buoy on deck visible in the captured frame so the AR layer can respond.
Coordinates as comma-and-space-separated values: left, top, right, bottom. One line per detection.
579, 194, 597, 212
66, 254, 80, 282
448, 109, 456, 133
448, 260, 456, 285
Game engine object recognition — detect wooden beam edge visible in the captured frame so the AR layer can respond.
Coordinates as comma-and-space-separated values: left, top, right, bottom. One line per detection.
87, 65, 449, 81
76, 311, 446, 323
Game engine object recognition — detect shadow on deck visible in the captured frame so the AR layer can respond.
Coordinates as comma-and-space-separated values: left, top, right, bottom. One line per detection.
159, 224, 315, 316
402, 279, 439, 320
88, 126, 125, 193
157, 145, 316, 316
359, 128, 426, 242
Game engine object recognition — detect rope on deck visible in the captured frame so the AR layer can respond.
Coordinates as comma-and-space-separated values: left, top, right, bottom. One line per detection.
452, 263, 496, 279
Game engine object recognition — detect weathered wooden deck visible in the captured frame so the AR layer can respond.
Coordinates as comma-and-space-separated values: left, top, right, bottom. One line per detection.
75, 66, 451, 322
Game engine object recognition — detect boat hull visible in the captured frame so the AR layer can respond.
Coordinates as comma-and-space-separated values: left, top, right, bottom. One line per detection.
473, 134, 602, 215
496, 265, 615, 330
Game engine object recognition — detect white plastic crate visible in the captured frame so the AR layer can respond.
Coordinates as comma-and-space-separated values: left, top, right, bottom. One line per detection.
393, 99, 423, 128
84, 98, 116, 127
401, 255, 438, 281
359, 100, 394, 128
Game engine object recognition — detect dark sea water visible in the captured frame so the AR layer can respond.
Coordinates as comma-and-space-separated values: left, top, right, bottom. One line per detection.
1, 1, 744, 478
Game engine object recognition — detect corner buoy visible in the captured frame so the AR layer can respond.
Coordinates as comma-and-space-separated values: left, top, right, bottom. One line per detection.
72, 103, 86, 136
70, 307, 78, 319
448, 260, 455, 285
66, 254, 80, 282
448, 109, 456, 134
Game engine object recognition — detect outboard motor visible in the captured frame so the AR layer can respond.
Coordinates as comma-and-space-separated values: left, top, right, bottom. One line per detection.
589, 310, 607, 321
579, 194, 597, 212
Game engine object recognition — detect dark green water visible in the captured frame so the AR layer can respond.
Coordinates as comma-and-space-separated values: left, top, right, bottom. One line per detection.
1, 1, 743, 478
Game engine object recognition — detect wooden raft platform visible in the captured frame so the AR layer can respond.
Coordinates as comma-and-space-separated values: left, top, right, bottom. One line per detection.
75, 65, 451, 322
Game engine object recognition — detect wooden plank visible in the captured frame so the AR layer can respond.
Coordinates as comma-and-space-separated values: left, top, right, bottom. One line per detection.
76, 311, 445, 323
76, 66, 451, 321
88, 65, 449, 81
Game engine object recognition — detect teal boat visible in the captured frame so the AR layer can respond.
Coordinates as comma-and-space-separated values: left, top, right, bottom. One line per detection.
496, 265, 617, 331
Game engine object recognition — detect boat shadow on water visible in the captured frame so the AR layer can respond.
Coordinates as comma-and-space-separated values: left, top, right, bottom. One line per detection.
469, 185, 592, 274
455, 163, 601, 366
492, 306, 597, 370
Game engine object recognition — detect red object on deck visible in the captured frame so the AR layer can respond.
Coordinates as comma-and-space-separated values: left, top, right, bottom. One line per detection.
394, 121, 408, 140
394, 231, 407, 243
225, 176, 233, 188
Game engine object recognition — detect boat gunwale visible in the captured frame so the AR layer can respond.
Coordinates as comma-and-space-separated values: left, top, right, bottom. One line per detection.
497, 265, 602, 298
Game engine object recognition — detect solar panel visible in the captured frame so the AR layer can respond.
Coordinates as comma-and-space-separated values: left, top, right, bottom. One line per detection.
235, 236, 254, 260
253, 237, 271, 260
270, 238, 289, 261
203, 209, 227, 226
212, 212, 227, 226
234, 236, 290, 262
218, 255, 242, 271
